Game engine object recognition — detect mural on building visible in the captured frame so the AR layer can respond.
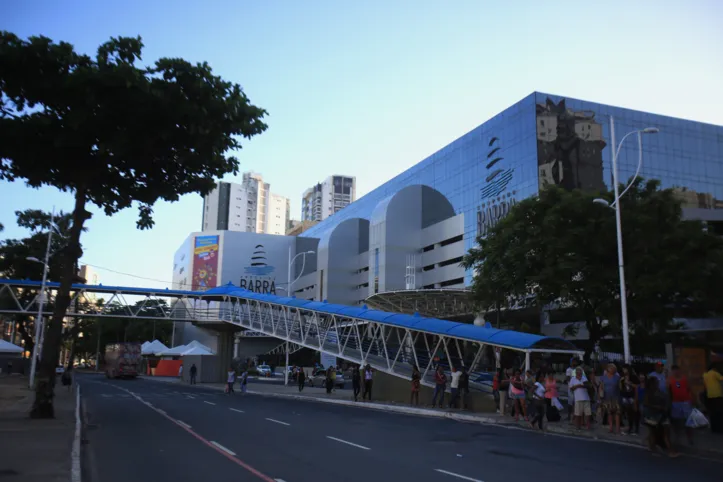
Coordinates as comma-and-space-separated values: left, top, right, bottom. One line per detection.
191, 235, 219, 290
536, 97, 606, 192
240, 244, 277, 294
477, 136, 517, 237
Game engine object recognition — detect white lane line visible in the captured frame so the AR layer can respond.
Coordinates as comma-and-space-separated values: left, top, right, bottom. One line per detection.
204, 401, 216, 405
326, 436, 371, 451
275, 479, 287, 482
435, 469, 483, 482
210, 441, 236, 456
177, 420, 192, 429
157, 409, 167, 415
230, 408, 245, 413
265, 418, 290, 426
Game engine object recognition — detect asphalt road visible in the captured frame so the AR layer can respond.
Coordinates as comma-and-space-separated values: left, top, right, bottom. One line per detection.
78, 374, 721, 482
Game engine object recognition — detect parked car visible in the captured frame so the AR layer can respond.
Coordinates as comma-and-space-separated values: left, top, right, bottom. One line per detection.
257, 364, 272, 377
308, 369, 345, 389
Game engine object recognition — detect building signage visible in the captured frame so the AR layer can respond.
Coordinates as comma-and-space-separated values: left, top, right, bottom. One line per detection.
192, 235, 219, 290
476, 136, 517, 237
238, 244, 277, 294
476, 196, 517, 237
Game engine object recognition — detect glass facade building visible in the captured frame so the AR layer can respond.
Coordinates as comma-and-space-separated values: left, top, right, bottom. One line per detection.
302, 92, 723, 286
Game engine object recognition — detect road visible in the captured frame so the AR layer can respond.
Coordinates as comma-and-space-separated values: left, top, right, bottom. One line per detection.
79, 374, 721, 482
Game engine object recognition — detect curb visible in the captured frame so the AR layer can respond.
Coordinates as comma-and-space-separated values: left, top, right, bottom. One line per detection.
71, 384, 81, 482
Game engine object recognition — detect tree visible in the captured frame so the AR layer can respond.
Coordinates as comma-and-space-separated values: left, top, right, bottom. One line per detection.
462, 179, 723, 358
0, 33, 267, 417
0, 209, 76, 356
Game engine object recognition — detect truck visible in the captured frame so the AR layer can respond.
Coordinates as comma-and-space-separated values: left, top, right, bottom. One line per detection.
105, 342, 142, 379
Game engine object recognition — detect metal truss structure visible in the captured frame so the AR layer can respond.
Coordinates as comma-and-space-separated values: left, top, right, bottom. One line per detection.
365, 289, 476, 319
0, 279, 582, 391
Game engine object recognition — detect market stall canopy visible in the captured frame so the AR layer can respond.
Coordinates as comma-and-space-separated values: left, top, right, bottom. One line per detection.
180, 345, 214, 356
0, 340, 24, 354
141, 340, 169, 356
160, 344, 188, 356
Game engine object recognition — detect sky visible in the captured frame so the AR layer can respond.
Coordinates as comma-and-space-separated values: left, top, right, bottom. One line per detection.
1, 0, 722, 289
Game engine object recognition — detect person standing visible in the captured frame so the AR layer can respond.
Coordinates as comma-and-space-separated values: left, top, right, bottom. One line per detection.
226, 367, 236, 394
241, 368, 249, 393
668, 365, 694, 444
544, 371, 559, 421
431, 366, 447, 408
620, 365, 638, 434
649, 362, 667, 395
569, 368, 591, 430
410, 365, 421, 406
458, 367, 470, 410
565, 359, 584, 421
352, 366, 361, 401
703, 363, 723, 433
325, 366, 333, 394
363, 365, 374, 401
189, 363, 197, 385
601, 364, 622, 435
448, 367, 462, 409
528, 373, 547, 431
298, 368, 306, 392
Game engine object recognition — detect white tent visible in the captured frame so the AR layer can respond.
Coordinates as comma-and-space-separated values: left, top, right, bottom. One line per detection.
0, 340, 24, 354
160, 340, 215, 357
141, 340, 169, 356
181, 345, 214, 356
160, 344, 188, 356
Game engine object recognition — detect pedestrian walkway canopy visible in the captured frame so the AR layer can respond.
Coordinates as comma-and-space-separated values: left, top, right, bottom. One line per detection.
0, 278, 581, 391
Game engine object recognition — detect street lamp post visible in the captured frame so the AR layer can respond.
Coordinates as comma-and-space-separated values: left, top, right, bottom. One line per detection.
594, 117, 659, 364
28, 208, 56, 388
284, 247, 315, 385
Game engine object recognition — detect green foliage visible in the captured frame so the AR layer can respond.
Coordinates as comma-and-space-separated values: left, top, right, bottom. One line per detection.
0, 32, 267, 417
462, 179, 723, 355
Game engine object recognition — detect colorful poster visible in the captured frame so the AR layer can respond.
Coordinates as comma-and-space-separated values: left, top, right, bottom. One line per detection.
192, 235, 219, 290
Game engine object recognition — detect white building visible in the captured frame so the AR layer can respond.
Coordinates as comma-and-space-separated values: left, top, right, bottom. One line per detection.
201, 172, 289, 235
301, 175, 356, 222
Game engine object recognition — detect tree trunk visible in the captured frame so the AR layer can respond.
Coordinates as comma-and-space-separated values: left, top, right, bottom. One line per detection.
30, 186, 90, 419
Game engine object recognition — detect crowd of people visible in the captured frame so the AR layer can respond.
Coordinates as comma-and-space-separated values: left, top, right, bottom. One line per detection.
491, 359, 723, 457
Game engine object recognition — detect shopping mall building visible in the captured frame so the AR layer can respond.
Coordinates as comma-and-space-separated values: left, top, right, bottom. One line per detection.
173, 92, 723, 347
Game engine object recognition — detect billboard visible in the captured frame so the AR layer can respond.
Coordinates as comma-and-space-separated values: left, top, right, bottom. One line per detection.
192, 235, 219, 290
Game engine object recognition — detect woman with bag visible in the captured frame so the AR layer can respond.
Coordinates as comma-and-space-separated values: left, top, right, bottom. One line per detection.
510, 369, 527, 421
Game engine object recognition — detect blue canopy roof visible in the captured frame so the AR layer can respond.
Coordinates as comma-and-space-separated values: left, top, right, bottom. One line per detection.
0, 278, 578, 351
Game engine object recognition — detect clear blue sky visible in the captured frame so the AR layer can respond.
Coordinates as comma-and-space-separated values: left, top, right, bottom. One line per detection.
1, 0, 722, 288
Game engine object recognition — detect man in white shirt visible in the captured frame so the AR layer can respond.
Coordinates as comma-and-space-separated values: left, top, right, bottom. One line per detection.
569, 367, 591, 430
565, 359, 587, 421
448, 367, 463, 409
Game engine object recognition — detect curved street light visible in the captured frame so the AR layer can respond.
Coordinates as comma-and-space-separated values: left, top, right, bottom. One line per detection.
594, 118, 659, 364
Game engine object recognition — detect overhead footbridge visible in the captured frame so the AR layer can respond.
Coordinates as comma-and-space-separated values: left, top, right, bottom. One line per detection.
0, 279, 581, 392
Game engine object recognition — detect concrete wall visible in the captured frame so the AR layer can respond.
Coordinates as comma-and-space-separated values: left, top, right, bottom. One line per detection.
181, 355, 223, 383
364, 369, 496, 413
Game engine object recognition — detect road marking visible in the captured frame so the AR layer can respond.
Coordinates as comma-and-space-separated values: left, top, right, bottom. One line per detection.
157, 409, 167, 415
211, 441, 236, 456
230, 408, 245, 413
326, 436, 370, 450
177, 420, 192, 429
275, 479, 286, 482
265, 418, 290, 426
71, 385, 81, 482
204, 401, 216, 405
101, 394, 112, 397
105, 384, 276, 481
435, 469, 483, 482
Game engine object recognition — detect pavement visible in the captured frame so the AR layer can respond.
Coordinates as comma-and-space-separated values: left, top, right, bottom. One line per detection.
78, 373, 722, 482
0, 374, 77, 482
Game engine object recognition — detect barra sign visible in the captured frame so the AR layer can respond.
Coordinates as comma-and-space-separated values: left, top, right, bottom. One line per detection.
239, 244, 277, 294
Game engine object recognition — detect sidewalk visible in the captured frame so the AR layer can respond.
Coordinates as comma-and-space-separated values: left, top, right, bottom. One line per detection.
0, 375, 77, 481
155, 376, 723, 461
